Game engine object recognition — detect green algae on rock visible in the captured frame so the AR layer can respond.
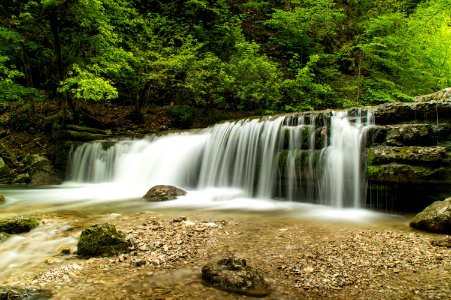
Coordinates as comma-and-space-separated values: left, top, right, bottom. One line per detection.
0, 216, 40, 234
77, 223, 131, 257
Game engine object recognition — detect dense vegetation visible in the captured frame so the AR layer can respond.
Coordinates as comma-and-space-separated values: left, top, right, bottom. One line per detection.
0, 0, 450, 124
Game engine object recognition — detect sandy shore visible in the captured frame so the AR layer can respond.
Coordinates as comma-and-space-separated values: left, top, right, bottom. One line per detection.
3, 210, 450, 299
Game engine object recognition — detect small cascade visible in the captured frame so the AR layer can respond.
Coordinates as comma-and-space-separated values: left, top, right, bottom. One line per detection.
67, 111, 374, 207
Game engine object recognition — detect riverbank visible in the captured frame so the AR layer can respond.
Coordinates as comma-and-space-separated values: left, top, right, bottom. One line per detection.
2, 209, 449, 300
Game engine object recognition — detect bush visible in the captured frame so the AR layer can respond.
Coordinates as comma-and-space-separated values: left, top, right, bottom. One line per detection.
166, 105, 197, 129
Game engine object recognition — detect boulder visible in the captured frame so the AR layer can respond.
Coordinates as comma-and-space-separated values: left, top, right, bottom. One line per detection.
77, 223, 131, 257
201, 257, 271, 297
410, 197, 451, 234
0, 194, 5, 205
143, 185, 187, 201
0, 216, 40, 234
21, 154, 62, 185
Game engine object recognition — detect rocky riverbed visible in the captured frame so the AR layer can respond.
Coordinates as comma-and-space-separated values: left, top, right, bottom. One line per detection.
2, 210, 449, 300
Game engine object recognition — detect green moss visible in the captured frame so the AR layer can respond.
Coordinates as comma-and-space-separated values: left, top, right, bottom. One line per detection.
0, 216, 40, 234
77, 223, 131, 257
366, 165, 380, 178
366, 163, 450, 183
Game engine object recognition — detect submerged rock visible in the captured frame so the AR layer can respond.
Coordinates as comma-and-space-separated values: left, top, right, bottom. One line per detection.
143, 185, 187, 201
77, 223, 131, 257
0, 286, 52, 300
410, 197, 451, 234
202, 257, 271, 297
430, 237, 451, 247
0, 216, 40, 234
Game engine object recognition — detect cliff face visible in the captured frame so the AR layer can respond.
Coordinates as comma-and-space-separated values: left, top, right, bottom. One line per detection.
366, 89, 451, 212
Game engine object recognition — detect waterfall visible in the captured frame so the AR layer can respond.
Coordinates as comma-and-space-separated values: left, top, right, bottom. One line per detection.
67, 111, 373, 207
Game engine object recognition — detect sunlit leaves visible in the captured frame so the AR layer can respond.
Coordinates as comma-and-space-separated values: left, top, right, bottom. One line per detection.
58, 64, 118, 101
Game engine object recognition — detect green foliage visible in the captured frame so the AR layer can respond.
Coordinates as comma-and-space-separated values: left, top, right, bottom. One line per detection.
0, 0, 450, 119
216, 42, 281, 110
58, 64, 118, 102
281, 55, 333, 111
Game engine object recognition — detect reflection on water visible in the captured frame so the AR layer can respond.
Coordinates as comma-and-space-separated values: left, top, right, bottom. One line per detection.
0, 184, 404, 283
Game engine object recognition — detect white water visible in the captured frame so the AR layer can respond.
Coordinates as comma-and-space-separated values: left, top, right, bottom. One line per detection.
65, 111, 373, 208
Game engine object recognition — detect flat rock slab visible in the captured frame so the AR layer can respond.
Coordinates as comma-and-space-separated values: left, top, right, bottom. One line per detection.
202, 258, 271, 297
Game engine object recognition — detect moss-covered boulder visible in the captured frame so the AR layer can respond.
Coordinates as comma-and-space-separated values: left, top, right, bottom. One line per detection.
202, 258, 271, 297
410, 197, 451, 234
0, 194, 5, 205
0, 216, 40, 234
143, 185, 187, 201
77, 223, 131, 257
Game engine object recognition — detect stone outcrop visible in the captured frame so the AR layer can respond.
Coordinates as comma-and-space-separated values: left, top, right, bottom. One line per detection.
365, 90, 451, 211
0, 216, 40, 234
143, 185, 187, 201
410, 197, 451, 234
414, 87, 451, 103
77, 223, 131, 257
0, 153, 62, 185
202, 257, 271, 297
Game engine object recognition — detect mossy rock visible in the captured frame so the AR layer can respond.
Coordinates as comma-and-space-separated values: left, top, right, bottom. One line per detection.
77, 223, 131, 257
0, 194, 5, 205
0, 216, 40, 234
410, 197, 451, 234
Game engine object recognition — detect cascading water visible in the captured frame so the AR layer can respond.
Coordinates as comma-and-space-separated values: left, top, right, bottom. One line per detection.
67, 111, 373, 207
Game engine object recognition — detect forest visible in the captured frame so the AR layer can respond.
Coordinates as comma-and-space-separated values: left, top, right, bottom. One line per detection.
0, 0, 450, 124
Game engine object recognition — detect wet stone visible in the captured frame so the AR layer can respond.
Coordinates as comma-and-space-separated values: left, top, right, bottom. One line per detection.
201, 258, 271, 297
